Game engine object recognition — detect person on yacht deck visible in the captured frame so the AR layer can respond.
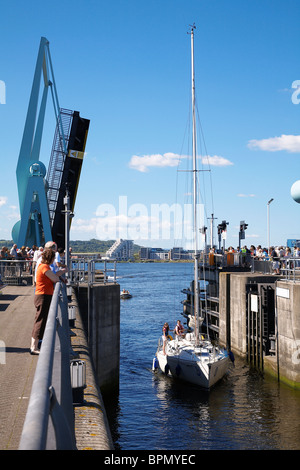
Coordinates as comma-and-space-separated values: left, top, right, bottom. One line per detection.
174, 319, 185, 338
162, 322, 169, 355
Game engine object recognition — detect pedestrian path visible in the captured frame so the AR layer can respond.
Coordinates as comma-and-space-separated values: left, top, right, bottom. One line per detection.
0, 284, 114, 450
0, 285, 37, 450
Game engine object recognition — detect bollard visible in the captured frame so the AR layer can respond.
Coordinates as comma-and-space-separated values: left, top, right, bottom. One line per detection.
70, 359, 86, 405
67, 285, 73, 301
68, 305, 76, 328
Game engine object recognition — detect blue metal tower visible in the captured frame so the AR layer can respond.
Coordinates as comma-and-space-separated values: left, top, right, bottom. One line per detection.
12, 37, 67, 247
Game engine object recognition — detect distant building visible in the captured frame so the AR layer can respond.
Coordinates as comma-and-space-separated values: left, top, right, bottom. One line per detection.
106, 239, 134, 261
140, 247, 151, 260
153, 250, 169, 261
139, 246, 192, 260
170, 247, 192, 260
139, 247, 168, 260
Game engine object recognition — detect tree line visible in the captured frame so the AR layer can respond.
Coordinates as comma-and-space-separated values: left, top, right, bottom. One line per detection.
0, 238, 141, 255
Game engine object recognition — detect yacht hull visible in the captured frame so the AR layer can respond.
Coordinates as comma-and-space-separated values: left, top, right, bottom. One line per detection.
156, 349, 172, 375
167, 353, 229, 389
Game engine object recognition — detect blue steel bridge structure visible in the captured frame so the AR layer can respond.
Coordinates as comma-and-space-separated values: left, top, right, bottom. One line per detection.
12, 37, 90, 250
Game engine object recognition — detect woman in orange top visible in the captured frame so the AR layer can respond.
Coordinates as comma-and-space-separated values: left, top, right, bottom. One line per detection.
30, 248, 68, 355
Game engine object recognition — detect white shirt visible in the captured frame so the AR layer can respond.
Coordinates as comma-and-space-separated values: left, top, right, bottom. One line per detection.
33, 249, 43, 262
10, 247, 17, 258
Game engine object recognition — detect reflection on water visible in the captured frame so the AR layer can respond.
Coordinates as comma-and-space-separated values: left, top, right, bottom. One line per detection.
103, 263, 300, 451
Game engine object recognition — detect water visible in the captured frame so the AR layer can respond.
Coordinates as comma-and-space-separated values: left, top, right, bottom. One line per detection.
103, 262, 300, 451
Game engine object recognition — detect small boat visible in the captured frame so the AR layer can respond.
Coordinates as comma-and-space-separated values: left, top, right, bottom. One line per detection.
153, 25, 231, 390
120, 290, 132, 299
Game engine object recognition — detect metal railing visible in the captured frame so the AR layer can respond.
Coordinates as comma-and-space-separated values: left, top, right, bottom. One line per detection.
0, 257, 118, 287
200, 252, 252, 268
0, 259, 33, 285
279, 257, 300, 282
251, 257, 300, 280
19, 281, 77, 450
251, 258, 273, 274
200, 252, 300, 280
70, 257, 117, 285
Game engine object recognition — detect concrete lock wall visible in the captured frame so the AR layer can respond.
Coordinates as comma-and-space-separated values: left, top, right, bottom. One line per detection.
219, 273, 277, 354
219, 272, 300, 389
273, 281, 300, 388
90, 283, 120, 394
219, 272, 249, 355
75, 283, 120, 394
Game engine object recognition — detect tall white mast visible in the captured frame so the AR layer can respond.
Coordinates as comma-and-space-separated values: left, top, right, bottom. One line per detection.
190, 24, 199, 345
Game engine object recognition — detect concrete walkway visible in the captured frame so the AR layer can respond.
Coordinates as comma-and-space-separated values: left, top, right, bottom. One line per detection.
0, 284, 114, 451
0, 285, 37, 450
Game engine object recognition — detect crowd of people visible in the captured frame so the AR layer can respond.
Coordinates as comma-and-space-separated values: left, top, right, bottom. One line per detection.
0, 241, 72, 355
208, 243, 300, 274
210, 244, 300, 258
227, 244, 299, 259
0, 243, 69, 262
0, 243, 71, 276
1, 244, 35, 260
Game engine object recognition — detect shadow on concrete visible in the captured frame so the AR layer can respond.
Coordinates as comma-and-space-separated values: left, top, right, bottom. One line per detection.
4, 346, 30, 354
0, 294, 22, 301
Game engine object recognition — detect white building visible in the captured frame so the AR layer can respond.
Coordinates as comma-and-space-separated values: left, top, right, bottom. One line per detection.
106, 239, 134, 261
140, 246, 192, 260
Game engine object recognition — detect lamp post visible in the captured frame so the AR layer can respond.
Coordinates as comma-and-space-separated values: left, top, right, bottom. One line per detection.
267, 198, 274, 251
63, 184, 74, 294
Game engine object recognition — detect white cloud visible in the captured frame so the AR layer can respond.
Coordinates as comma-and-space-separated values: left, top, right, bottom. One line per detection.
248, 134, 300, 153
129, 153, 181, 172
201, 155, 233, 167
237, 193, 256, 198
6, 211, 20, 220
71, 217, 98, 233
71, 197, 203, 246
0, 196, 7, 207
128, 152, 233, 172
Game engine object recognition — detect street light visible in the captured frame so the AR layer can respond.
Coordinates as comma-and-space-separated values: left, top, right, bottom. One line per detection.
267, 198, 274, 251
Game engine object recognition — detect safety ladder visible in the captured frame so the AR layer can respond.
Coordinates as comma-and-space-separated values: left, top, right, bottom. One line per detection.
46, 108, 73, 226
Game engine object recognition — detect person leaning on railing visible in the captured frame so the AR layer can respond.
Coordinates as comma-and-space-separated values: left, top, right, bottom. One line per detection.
30, 248, 68, 355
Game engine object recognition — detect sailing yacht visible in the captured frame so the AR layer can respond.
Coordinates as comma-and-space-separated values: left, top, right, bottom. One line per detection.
154, 25, 230, 390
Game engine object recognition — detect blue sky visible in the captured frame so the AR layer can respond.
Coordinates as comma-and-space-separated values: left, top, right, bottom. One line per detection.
0, 0, 300, 250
